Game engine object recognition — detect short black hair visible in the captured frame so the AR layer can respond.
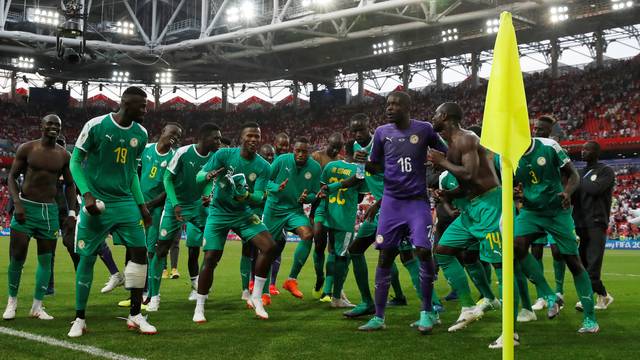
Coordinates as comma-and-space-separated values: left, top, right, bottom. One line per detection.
538, 114, 556, 125
387, 91, 411, 106
221, 137, 232, 146
164, 122, 184, 131
241, 122, 260, 131
294, 137, 309, 144
350, 113, 369, 124
122, 86, 147, 98
585, 140, 601, 152
275, 132, 289, 140
198, 123, 220, 138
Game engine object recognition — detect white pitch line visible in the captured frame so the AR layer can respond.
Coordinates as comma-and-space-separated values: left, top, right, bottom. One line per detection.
544, 270, 640, 277
0, 326, 145, 360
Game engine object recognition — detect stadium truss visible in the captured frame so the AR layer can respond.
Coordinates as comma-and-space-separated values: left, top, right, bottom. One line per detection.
0, 0, 638, 104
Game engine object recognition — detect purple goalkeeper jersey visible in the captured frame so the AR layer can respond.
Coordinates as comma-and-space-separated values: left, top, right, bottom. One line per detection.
369, 119, 447, 199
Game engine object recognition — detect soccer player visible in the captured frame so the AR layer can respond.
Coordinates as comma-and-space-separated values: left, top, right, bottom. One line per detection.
68, 87, 155, 337
573, 141, 615, 310
147, 123, 221, 311
3, 114, 76, 320
266, 138, 322, 299
492, 131, 599, 347
528, 115, 567, 310
194, 122, 275, 321
274, 133, 290, 157
269, 136, 288, 294
315, 157, 365, 307
358, 91, 447, 334
310, 133, 344, 299
428, 103, 502, 332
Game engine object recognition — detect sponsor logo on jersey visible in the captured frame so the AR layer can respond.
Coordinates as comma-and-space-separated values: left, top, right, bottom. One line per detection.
590, 174, 597, 181
376, 234, 384, 244
105, 134, 113, 141
410, 135, 419, 144
161, 160, 167, 167
130, 138, 139, 147
145, 155, 152, 160
251, 215, 262, 225
304, 171, 312, 180
537, 157, 546, 166
77, 240, 85, 249
249, 173, 257, 181
160, 229, 168, 237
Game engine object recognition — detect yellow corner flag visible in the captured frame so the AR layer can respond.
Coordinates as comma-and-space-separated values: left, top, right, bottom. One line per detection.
480, 11, 532, 360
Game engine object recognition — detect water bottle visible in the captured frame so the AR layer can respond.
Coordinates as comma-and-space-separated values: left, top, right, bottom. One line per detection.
356, 163, 365, 179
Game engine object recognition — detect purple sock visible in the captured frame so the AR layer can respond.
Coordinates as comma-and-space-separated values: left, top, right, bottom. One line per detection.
270, 256, 281, 285
419, 259, 435, 312
374, 266, 392, 318
98, 245, 119, 275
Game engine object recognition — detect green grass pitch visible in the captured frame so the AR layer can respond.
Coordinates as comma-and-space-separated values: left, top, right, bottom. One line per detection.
0, 237, 638, 360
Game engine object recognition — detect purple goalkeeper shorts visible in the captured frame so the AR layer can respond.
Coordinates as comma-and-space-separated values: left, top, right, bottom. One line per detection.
375, 195, 433, 250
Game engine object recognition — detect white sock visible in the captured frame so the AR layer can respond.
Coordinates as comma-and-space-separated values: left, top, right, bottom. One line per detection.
191, 276, 198, 289
252, 276, 266, 300
31, 299, 42, 310
196, 294, 208, 306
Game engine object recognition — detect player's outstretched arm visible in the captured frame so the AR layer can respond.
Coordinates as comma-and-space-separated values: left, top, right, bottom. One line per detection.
163, 170, 180, 206
7, 143, 29, 222
61, 151, 77, 220
69, 149, 90, 196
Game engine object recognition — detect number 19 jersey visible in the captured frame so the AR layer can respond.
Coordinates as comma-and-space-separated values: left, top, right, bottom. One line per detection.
75, 113, 148, 203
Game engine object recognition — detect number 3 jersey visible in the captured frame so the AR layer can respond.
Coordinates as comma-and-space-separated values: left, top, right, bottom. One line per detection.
75, 113, 148, 203
514, 137, 570, 214
368, 119, 447, 199
140, 143, 175, 203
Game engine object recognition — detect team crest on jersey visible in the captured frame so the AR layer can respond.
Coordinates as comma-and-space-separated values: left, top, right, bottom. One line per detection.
79, 132, 88, 143
304, 171, 312, 180
537, 157, 546, 166
251, 215, 262, 225
249, 173, 257, 181
160, 229, 168, 237
410, 135, 419, 144
590, 174, 597, 181
161, 161, 167, 167
130, 138, 139, 147
77, 240, 85, 249
376, 235, 384, 244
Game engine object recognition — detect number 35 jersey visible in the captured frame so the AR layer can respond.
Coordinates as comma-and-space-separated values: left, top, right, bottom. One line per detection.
75, 113, 148, 204
515, 137, 570, 213
369, 119, 447, 199
140, 143, 175, 203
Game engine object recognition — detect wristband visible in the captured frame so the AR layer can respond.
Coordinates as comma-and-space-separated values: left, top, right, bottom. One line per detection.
68, 210, 77, 218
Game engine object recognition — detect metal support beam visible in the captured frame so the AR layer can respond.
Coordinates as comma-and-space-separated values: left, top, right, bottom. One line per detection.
594, 30, 605, 68
10, 70, 16, 99
157, 0, 187, 44
357, 71, 364, 104
1, 0, 11, 31
151, 0, 158, 42
82, 81, 89, 108
402, 63, 410, 90
292, 79, 298, 111
221, 83, 228, 112
470, 52, 480, 87
436, 58, 443, 88
154, 85, 161, 109
376, 11, 427, 23
203, 0, 232, 37
123, 0, 152, 45
550, 37, 560, 78
277, 0, 294, 23
200, 0, 209, 38
0, 0, 5, 31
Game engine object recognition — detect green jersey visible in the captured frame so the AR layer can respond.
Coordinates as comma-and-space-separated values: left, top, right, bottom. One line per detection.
74, 113, 148, 203
203, 147, 271, 213
140, 143, 175, 203
167, 144, 212, 205
265, 153, 321, 215
353, 139, 383, 200
320, 160, 365, 231
514, 138, 570, 213
438, 170, 470, 212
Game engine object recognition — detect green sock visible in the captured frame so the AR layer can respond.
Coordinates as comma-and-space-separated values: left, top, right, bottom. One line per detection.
483, 261, 493, 285
8, 257, 25, 297
34, 253, 53, 301
148, 255, 165, 297
390, 262, 404, 298
494, 267, 503, 299
75, 256, 97, 311
553, 259, 566, 294
520, 253, 554, 298
534, 256, 545, 299
515, 262, 533, 310
435, 253, 474, 307
432, 286, 442, 306
240, 255, 251, 290
332, 256, 349, 298
351, 253, 373, 305
402, 258, 422, 300
263, 268, 271, 295
466, 261, 496, 300
322, 253, 335, 295
289, 240, 312, 279
574, 270, 596, 318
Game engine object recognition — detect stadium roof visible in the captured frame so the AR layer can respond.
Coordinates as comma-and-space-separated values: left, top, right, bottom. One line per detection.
0, 0, 638, 86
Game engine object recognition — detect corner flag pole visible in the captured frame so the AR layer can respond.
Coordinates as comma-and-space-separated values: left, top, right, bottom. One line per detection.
479, 11, 532, 360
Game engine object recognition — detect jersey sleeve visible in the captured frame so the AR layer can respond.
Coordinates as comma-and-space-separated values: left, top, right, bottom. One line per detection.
75, 118, 99, 152
368, 128, 384, 164
266, 155, 283, 193
253, 161, 270, 194
550, 141, 570, 168
202, 148, 225, 173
